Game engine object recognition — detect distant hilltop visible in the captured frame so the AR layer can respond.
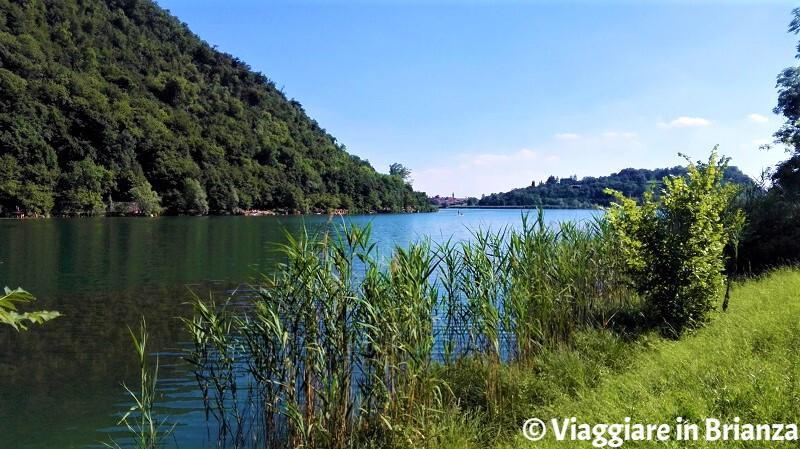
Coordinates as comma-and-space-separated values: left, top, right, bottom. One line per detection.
433, 166, 753, 209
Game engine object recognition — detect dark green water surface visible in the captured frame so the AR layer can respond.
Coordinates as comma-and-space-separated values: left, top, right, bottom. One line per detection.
0, 210, 595, 448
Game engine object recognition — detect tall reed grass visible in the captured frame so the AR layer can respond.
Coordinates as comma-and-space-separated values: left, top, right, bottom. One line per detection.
184, 211, 635, 448
106, 318, 175, 449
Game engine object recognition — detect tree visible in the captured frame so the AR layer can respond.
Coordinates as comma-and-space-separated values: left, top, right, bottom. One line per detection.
181, 178, 209, 215
734, 7, 800, 272
0, 154, 22, 212
130, 180, 162, 216
389, 163, 412, 183
19, 183, 54, 216
772, 7, 800, 196
60, 158, 115, 214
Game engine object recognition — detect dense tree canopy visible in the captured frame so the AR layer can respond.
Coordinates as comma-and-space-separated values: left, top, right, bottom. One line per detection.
737, 7, 800, 272
772, 7, 800, 197
478, 165, 753, 208
0, 0, 434, 216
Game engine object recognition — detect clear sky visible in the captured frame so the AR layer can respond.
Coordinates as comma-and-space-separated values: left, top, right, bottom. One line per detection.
157, 0, 797, 198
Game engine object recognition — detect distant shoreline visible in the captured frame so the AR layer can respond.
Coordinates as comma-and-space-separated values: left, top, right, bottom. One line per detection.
0, 207, 607, 219
0, 210, 438, 220
440, 205, 604, 210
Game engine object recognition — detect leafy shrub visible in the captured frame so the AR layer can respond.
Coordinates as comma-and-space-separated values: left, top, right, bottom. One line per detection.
605, 149, 744, 337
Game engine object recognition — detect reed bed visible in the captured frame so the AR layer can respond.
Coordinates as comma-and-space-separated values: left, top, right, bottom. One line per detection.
184, 211, 636, 449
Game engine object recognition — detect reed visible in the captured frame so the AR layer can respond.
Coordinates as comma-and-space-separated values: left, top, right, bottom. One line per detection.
184, 212, 636, 448
106, 318, 174, 449
183, 294, 245, 446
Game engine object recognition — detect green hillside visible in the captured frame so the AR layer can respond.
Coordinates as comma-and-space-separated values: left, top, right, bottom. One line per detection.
0, 0, 433, 216
479, 165, 754, 209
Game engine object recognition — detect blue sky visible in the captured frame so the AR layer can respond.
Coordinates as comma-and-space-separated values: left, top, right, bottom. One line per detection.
158, 0, 797, 197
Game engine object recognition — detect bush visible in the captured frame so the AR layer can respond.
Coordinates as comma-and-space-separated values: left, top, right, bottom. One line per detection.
605, 149, 744, 337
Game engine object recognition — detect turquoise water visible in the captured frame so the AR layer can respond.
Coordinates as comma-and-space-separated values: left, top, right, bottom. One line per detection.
0, 209, 597, 448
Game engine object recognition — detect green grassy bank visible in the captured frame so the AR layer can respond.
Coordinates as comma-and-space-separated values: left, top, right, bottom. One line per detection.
463, 268, 800, 449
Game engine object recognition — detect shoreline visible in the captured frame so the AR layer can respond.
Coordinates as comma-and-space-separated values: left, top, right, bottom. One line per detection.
0, 207, 612, 220
0, 209, 438, 220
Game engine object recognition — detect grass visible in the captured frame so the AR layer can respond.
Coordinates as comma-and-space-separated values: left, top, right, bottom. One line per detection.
479, 267, 800, 449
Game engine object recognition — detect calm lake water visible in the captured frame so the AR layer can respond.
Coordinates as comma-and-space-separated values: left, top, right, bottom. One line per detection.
0, 209, 597, 448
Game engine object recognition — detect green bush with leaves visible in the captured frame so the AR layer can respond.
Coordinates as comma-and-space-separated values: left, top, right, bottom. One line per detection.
605, 149, 744, 336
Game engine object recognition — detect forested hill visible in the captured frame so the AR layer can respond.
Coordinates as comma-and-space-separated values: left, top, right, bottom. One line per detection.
479, 165, 754, 209
0, 0, 433, 216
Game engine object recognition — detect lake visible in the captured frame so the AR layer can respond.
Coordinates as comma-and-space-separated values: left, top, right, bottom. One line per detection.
0, 209, 597, 448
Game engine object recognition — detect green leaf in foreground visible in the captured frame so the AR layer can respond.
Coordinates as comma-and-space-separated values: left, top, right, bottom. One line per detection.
0, 287, 61, 331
